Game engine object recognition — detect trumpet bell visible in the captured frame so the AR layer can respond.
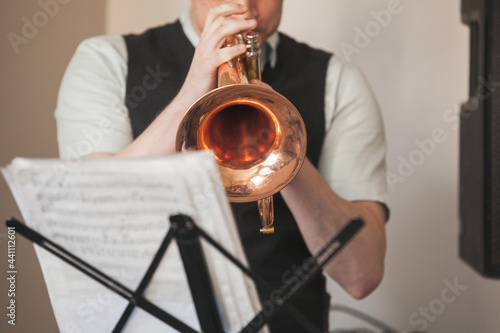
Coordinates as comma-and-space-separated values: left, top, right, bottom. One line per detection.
175, 84, 307, 203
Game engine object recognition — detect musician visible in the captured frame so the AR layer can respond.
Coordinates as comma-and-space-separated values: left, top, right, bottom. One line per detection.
55, 1, 388, 332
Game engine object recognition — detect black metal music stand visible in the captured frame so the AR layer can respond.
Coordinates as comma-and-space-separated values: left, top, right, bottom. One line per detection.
5, 215, 364, 333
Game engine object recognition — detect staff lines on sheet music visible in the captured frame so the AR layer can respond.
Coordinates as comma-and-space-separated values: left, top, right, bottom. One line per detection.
43, 218, 168, 232
37, 190, 172, 205
71, 245, 157, 260
39, 206, 172, 218
31, 174, 171, 191
43, 241, 133, 299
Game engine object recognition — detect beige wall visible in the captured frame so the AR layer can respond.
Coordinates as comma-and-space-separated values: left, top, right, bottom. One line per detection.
0, 0, 105, 332
106, 0, 189, 35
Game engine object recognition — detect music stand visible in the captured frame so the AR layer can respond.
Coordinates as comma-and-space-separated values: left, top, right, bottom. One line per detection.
5, 215, 364, 333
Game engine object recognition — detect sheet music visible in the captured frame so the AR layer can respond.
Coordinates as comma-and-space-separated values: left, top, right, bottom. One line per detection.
2, 152, 268, 333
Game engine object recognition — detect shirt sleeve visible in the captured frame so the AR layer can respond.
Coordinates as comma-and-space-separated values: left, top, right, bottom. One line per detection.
54, 35, 133, 159
318, 56, 388, 205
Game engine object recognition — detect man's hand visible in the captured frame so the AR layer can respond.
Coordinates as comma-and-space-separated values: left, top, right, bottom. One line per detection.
106, 3, 257, 159
178, 3, 257, 106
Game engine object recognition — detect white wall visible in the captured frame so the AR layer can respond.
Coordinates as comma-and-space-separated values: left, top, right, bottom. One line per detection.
300, 2, 499, 332
288, 2, 500, 331
106, 0, 500, 332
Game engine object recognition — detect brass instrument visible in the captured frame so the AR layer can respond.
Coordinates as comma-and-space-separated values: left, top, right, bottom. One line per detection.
175, 32, 306, 234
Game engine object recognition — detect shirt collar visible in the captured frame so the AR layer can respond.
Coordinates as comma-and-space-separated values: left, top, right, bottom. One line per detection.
179, 9, 200, 47
180, 8, 278, 69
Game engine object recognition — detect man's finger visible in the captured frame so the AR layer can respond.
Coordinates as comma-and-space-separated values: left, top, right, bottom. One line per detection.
205, 3, 248, 26
216, 44, 247, 64
203, 16, 256, 47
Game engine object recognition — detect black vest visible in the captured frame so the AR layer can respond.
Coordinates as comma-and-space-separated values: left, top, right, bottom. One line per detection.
125, 21, 332, 333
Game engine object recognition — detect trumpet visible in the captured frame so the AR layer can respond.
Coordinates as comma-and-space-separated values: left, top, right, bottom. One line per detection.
175, 32, 306, 234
